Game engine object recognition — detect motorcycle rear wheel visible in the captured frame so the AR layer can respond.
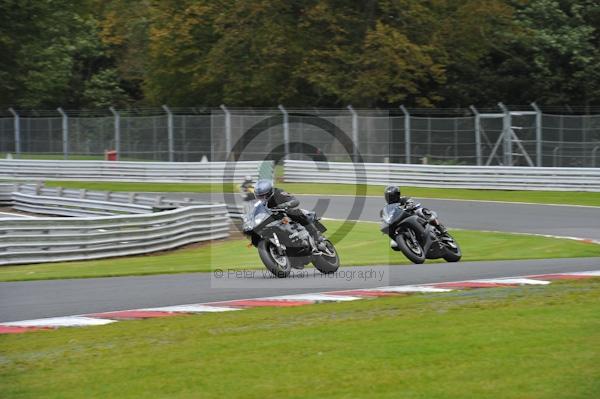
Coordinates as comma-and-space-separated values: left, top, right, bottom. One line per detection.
258, 240, 291, 278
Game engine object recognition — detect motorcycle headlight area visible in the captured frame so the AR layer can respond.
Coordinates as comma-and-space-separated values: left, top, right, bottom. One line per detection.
243, 212, 268, 231
382, 210, 394, 224
253, 212, 270, 226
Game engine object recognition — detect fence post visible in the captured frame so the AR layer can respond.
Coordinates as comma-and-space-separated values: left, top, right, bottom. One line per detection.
109, 107, 120, 161
400, 105, 411, 164
592, 146, 599, 168
219, 104, 232, 160
498, 102, 512, 166
347, 105, 359, 162
531, 102, 542, 167
57, 107, 69, 160
278, 104, 290, 160
469, 106, 482, 166
162, 105, 174, 162
8, 108, 20, 159
553, 146, 560, 167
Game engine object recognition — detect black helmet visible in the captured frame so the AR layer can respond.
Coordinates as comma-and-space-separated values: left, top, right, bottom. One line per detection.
384, 185, 400, 204
255, 179, 274, 201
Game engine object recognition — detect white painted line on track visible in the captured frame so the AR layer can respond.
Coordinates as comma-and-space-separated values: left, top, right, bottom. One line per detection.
568, 270, 600, 276
365, 285, 453, 293
261, 293, 363, 302
471, 278, 551, 285
2, 316, 117, 327
142, 304, 241, 313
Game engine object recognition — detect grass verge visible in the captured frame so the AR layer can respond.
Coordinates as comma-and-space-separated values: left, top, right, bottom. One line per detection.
1, 279, 599, 398
43, 180, 600, 206
1, 220, 598, 282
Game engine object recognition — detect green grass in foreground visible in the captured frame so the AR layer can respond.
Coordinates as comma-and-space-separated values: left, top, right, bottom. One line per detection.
1, 279, 599, 399
1, 220, 598, 282
43, 180, 600, 206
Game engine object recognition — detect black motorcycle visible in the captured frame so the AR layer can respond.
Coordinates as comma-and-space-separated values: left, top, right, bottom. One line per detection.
380, 202, 461, 264
243, 201, 340, 277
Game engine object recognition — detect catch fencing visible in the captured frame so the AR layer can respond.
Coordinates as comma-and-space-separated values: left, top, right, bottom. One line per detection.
2, 106, 600, 167
0, 184, 231, 265
283, 160, 600, 191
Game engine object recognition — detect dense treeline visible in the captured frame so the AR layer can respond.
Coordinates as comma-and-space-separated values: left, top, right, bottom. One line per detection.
1, 0, 599, 109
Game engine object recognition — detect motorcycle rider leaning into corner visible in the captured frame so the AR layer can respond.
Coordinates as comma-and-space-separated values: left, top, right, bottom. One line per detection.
254, 179, 328, 253
239, 175, 255, 201
384, 185, 450, 248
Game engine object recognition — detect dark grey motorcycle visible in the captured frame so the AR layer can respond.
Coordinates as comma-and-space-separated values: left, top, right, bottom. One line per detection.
243, 201, 340, 277
380, 202, 461, 264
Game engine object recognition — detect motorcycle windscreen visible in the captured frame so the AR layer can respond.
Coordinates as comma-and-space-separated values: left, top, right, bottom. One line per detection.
243, 202, 272, 232
382, 205, 407, 223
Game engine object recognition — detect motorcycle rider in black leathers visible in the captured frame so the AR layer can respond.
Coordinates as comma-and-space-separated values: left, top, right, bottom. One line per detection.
384, 185, 449, 248
239, 175, 255, 201
254, 179, 326, 253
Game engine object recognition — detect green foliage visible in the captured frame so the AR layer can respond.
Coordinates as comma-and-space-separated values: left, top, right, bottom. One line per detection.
0, 0, 100, 107
83, 68, 129, 108
2, 0, 600, 107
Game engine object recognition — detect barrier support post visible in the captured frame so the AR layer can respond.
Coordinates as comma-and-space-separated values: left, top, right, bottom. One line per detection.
531, 102, 543, 167
109, 107, 121, 161
498, 102, 512, 166
470, 105, 482, 166
8, 108, 20, 159
219, 104, 232, 160
162, 105, 174, 162
400, 105, 411, 164
278, 104, 290, 160
57, 107, 68, 160
347, 105, 359, 162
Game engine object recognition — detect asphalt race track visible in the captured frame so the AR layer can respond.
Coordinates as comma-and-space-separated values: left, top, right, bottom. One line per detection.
1, 257, 599, 322
1, 194, 599, 322
164, 193, 600, 241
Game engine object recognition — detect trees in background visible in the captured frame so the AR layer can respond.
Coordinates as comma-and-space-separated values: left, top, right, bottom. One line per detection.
1, 0, 599, 108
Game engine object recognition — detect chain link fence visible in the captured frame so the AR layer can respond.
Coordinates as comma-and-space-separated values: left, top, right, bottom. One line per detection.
1, 107, 599, 167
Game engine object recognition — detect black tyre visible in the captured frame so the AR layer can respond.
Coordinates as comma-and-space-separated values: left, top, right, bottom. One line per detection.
257, 240, 291, 278
312, 240, 340, 274
442, 236, 462, 262
395, 228, 426, 264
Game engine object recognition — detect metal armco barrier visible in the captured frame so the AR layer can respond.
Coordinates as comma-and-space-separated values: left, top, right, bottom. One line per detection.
0, 205, 230, 266
0, 184, 14, 204
284, 160, 600, 192
0, 159, 265, 182
0, 183, 233, 265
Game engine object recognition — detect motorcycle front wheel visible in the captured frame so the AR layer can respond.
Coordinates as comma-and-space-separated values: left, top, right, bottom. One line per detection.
395, 228, 426, 264
258, 240, 291, 278
442, 235, 462, 262
312, 240, 340, 274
